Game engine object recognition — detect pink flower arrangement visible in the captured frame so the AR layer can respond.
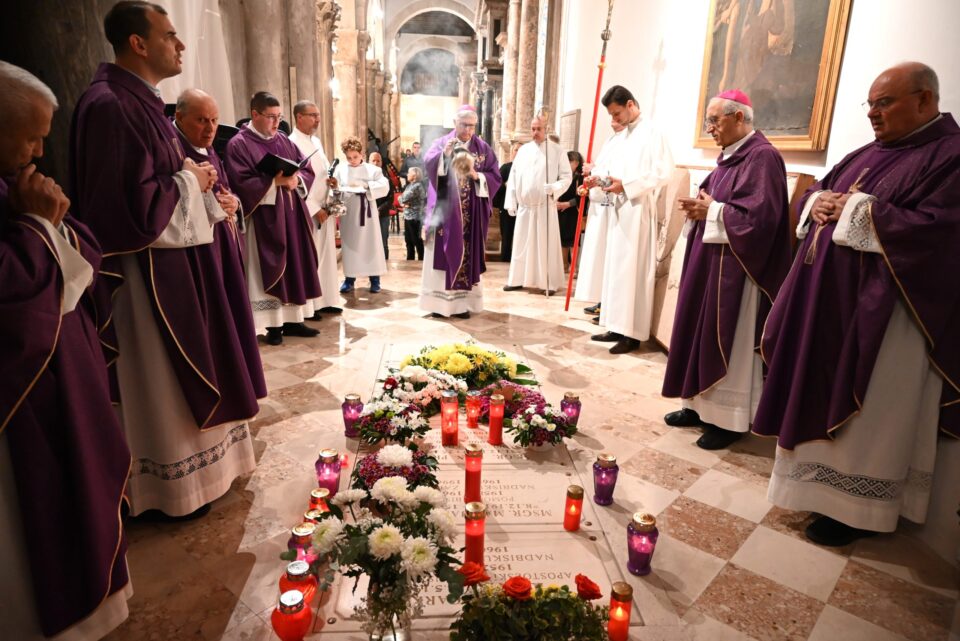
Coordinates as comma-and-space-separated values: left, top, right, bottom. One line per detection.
476, 381, 546, 422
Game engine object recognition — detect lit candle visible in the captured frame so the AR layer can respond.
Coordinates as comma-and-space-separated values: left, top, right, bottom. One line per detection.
560, 392, 582, 426
278, 560, 318, 606
487, 394, 505, 445
465, 390, 482, 428
592, 453, 619, 506
308, 488, 330, 513
286, 522, 318, 565
627, 512, 659, 576
341, 393, 363, 438
464, 444, 483, 503
563, 485, 584, 531
314, 448, 341, 498
607, 582, 633, 641
441, 390, 459, 446
271, 589, 313, 641
464, 501, 486, 567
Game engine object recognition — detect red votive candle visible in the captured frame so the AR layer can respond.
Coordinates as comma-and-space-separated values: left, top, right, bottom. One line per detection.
607, 582, 633, 641
308, 487, 330, 513
563, 485, 584, 531
271, 590, 313, 641
464, 444, 483, 503
441, 390, 459, 446
487, 394, 505, 445
278, 560, 318, 605
465, 390, 482, 428
464, 501, 486, 567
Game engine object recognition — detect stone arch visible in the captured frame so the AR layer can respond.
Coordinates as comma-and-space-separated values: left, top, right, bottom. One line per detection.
385, 0, 476, 46
397, 34, 471, 75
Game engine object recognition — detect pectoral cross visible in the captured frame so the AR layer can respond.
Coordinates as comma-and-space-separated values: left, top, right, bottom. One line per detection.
804, 167, 870, 265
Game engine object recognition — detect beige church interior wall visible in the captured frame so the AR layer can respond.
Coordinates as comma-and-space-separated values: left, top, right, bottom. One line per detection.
398, 94, 461, 152
558, 0, 960, 178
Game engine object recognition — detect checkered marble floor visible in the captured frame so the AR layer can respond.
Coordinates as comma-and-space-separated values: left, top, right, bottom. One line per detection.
107, 236, 959, 641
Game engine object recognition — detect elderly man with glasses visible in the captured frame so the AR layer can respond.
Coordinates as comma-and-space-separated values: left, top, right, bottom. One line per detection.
753, 62, 960, 547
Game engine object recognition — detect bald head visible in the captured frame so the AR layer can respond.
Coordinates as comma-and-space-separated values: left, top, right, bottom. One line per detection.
530, 116, 546, 143
0, 61, 58, 174
866, 62, 940, 143
174, 88, 219, 149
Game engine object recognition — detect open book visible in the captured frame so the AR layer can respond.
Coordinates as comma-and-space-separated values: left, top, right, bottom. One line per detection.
255, 147, 319, 177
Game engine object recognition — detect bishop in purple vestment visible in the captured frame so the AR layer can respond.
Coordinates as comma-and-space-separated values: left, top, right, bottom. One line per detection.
753, 63, 960, 546
0, 61, 131, 639
662, 91, 791, 450
224, 91, 322, 345
69, 3, 259, 517
421, 106, 501, 318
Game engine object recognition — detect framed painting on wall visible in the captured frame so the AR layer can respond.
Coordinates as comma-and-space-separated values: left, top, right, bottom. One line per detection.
694, 0, 852, 151
559, 110, 581, 153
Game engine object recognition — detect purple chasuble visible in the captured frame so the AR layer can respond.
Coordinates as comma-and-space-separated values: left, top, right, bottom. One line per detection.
754, 114, 960, 449
69, 63, 260, 428
0, 180, 131, 636
424, 133, 501, 290
224, 127, 321, 303
176, 132, 267, 399
663, 131, 791, 399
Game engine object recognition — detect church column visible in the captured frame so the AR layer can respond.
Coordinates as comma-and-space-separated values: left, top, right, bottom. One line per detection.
512, 0, 538, 141
500, 0, 521, 151
286, 0, 318, 109
357, 31, 371, 143
458, 67, 472, 107
316, 0, 340, 155
243, 0, 288, 111
333, 32, 359, 147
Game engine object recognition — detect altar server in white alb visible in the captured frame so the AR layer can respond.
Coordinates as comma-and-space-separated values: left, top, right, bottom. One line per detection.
290, 99, 342, 315
332, 136, 390, 293
503, 115, 572, 294
573, 120, 624, 315
590, 85, 674, 354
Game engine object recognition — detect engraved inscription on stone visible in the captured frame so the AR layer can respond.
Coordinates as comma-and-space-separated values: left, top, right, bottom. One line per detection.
421, 426, 570, 467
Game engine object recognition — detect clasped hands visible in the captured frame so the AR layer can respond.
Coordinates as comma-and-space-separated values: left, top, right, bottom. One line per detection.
183, 157, 218, 192
810, 190, 854, 225
677, 189, 715, 221
10, 164, 70, 226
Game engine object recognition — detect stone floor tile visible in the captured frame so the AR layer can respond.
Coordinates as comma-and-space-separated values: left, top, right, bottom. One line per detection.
683, 469, 773, 523
658, 496, 758, 560
807, 605, 910, 641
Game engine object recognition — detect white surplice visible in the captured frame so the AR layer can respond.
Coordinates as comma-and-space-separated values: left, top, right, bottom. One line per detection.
504, 139, 572, 291
573, 130, 621, 302
334, 162, 389, 278
289, 129, 341, 309
598, 117, 674, 341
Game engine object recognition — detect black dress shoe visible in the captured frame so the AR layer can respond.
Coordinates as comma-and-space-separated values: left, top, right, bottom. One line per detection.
453, 311, 470, 319
266, 328, 283, 345
283, 322, 320, 337
428, 312, 445, 318
591, 331, 622, 342
590, 316, 599, 325
609, 337, 641, 354
306, 311, 323, 321
320, 306, 342, 314
503, 285, 523, 291
130, 503, 212, 523
664, 408, 703, 427
696, 424, 743, 450
584, 303, 601, 315
805, 516, 878, 547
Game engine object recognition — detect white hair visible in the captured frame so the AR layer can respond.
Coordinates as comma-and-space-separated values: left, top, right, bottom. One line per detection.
711, 97, 753, 124
0, 61, 58, 124
456, 108, 478, 123
407, 166, 423, 181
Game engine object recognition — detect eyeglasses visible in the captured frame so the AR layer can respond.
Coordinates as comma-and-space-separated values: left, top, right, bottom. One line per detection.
301, 112, 320, 118
256, 111, 283, 122
703, 114, 730, 130
861, 90, 923, 113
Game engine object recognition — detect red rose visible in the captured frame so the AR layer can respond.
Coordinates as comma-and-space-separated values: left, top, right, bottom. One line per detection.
384, 377, 398, 390
575, 574, 602, 600
457, 562, 490, 587
502, 576, 533, 601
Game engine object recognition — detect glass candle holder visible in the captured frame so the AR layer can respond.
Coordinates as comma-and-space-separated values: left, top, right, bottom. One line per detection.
464, 501, 486, 567
271, 589, 313, 641
487, 394, 505, 445
315, 448, 341, 498
303, 509, 325, 525
279, 560, 318, 605
560, 392, 582, 426
441, 390, 459, 446
309, 488, 330, 513
627, 512, 659, 576
341, 393, 363, 437
465, 390, 482, 428
592, 453, 619, 506
287, 522, 318, 565
563, 485, 584, 531
464, 444, 483, 503
607, 582, 633, 641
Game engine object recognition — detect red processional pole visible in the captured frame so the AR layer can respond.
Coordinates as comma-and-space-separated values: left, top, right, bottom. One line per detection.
564, 0, 616, 312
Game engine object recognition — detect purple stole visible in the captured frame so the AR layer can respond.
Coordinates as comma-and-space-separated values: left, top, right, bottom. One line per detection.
424, 133, 501, 290
1, 179, 131, 636
224, 127, 321, 304
754, 114, 960, 448
663, 131, 791, 400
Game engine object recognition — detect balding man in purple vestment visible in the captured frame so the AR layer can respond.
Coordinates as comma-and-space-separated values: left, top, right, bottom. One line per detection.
754, 63, 960, 547
69, 1, 262, 519
225, 91, 322, 345
0, 61, 132, 640
662, 90, 791, 450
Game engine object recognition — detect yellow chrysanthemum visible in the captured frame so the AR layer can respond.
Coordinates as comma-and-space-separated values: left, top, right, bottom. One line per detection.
399, 355, 413, 368
500, 357, 518, 378
443, 353, 473, 375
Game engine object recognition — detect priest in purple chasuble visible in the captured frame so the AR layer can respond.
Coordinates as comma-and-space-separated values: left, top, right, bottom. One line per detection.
421, 105, 501, 319
662, 91, 791, 451
173, 89, 267, 400
224, 90, 322, 346
0, 61, 132, 640
752, 63, 960, 547
69, 3, 260, 518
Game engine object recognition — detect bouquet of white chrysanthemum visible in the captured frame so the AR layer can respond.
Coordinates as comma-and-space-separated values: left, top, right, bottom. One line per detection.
354, 396, 430, 446
377, 366, 468, 417
505, 403, 577, 447
399, 342, 535, 389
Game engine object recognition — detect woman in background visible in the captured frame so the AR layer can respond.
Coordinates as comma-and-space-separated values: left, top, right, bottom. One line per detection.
556, 150, 586, 271
399, 166, 426, 260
